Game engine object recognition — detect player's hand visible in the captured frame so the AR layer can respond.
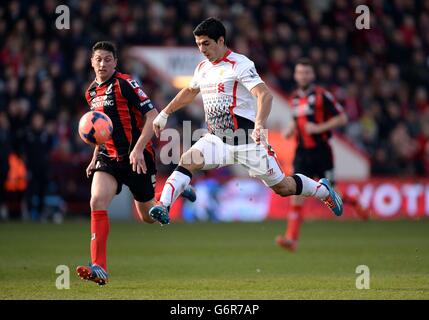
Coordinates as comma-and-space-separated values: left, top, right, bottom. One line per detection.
251, 124, 267, 145
129, 147, 147, 174
305, 122, 321, 135
152, 110, 169, 138
86, 159, 96, 178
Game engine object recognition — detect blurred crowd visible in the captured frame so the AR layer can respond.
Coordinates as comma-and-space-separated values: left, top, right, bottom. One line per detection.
1, 0, 429, 218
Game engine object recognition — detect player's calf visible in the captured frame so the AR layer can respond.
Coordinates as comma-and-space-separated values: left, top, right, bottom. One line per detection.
271, 174, 343, 216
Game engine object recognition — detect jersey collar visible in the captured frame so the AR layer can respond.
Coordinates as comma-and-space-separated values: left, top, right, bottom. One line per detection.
297, 83, 315, 97
212, 49, 232, 65
95, 70, 117, 87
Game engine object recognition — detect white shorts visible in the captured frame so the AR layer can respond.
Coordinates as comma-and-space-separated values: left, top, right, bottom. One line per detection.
190, 133, 285, 187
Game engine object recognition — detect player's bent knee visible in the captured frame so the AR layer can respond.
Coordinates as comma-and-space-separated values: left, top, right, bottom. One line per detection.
90, 195, 110, 211
179, 149, 204, 172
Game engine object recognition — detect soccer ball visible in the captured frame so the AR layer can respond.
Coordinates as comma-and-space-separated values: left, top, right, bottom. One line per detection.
78, 111, 113, 145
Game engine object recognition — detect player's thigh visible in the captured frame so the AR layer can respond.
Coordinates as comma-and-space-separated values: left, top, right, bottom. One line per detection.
236, 143, 285, 187
294, 147, 334, 181
126, 155, 156, 207
293, 149, 316, 177
90, 171, 118, 209
189, 133, 232, 170
320, 146, 335, 183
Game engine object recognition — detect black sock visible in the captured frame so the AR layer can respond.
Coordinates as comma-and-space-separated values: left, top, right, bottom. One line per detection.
291, 174, 303, 195
175, 165, 192, 179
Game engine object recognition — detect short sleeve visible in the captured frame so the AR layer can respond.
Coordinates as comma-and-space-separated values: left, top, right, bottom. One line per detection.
189, 62, 204, 89
237, 60, 264, 92
119, 78, 155, 116
323, 91, 344, 116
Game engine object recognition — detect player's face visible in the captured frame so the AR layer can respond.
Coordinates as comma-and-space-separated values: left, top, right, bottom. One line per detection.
91, 50, 117, 82
294, 64, 315, 88
195, 35, 225, 62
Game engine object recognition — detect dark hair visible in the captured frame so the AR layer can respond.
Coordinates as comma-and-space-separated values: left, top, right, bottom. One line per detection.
295, 57, 314, 70
193, 17, 226, 42
92, 41, 118, 59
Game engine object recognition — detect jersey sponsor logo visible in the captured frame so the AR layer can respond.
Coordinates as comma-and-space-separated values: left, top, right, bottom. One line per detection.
217, 83, 225, 93
200, 82, 220, 94
293, 104, 313, 117
105, 83, 113, 94
127, 79, 139, 89
91, 95, 115, 108
248, 67, 258, 78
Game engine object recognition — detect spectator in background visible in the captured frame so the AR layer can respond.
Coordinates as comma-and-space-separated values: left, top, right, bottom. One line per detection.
24, 112, 54, 220
2, 0, 429, 219
0, 112, 11, 220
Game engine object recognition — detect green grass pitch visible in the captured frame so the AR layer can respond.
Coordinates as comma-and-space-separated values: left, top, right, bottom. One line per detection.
0, 220, 428, 299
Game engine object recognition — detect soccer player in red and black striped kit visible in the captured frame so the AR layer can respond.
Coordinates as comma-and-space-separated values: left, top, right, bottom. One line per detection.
276, 58, 367, 252
76, 41, 195, 285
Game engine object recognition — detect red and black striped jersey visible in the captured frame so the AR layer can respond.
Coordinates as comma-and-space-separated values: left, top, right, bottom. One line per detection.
85, 71, 155, 159
289, 85, 344, 149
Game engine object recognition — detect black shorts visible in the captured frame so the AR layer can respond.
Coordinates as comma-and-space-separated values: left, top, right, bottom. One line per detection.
293, 144, 335, 183
93, 150, 156, 202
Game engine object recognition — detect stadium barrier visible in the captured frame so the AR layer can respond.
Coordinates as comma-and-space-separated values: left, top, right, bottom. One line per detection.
135, 176, 429, 222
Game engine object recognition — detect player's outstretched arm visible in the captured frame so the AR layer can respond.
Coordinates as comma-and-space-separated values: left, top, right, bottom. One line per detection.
130, 108, 158, 174
305, 113, 348, 135
153, 86, 200, 137
305, 91, 348, 135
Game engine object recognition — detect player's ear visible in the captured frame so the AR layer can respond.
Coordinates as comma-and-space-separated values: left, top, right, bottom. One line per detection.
217, 36, 225, 46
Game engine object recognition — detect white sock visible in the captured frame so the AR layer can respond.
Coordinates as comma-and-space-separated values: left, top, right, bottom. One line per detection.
295, 173, 329, 200
160, 170, 191, 207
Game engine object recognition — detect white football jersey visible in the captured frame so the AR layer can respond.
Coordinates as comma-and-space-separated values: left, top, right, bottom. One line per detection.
189, 50, 264, 134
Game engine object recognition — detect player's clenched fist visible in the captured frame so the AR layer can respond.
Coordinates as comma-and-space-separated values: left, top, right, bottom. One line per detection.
152, 110, 169, 138
251, 124, 267, 145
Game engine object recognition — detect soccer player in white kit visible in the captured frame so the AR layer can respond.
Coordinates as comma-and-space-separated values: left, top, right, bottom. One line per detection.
149, 17, 343, 225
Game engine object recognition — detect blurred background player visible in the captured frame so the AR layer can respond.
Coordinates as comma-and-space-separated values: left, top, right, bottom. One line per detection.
276, 58, 367, 252
76, 41, 195, 286
149, 18, 343, 226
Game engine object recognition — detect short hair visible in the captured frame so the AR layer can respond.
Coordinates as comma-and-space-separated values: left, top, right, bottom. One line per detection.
193, 17, 226, 42
92, 41, 117, 59
295, 57, 314, 70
